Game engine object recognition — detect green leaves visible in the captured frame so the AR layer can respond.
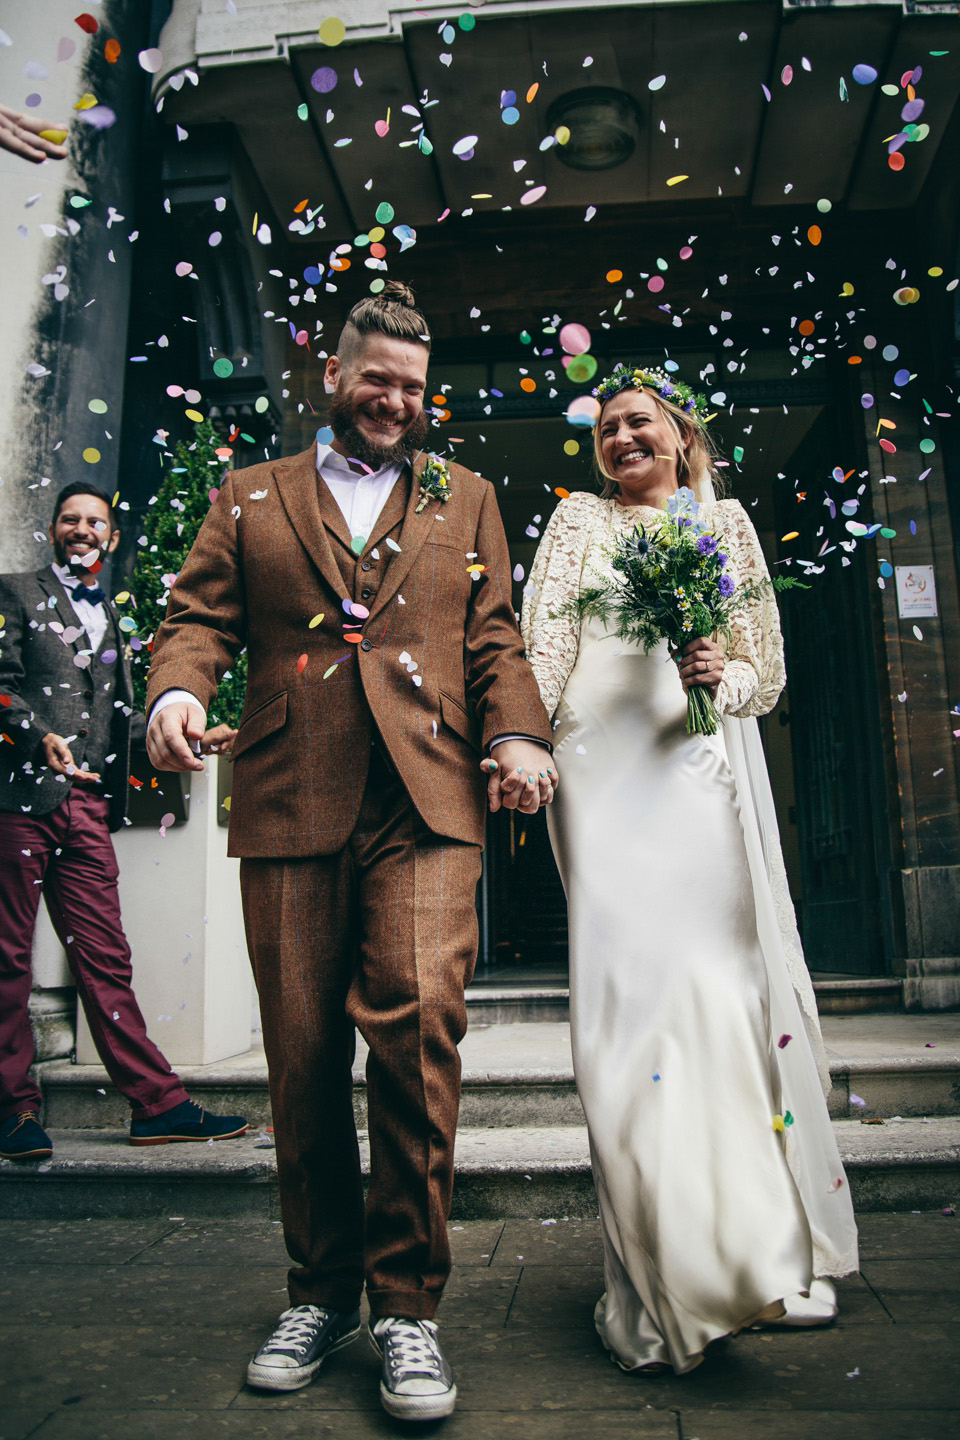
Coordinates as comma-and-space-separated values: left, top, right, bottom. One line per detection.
121, 420, 248, 727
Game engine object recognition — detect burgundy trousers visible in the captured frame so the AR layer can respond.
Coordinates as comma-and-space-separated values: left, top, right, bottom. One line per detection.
241, 748, 482, 1321
0, 788, 188, 1123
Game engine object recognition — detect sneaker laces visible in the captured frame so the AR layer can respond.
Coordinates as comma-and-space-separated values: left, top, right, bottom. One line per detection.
379, 1319, 444, 1381
260, 1305, 331, 1357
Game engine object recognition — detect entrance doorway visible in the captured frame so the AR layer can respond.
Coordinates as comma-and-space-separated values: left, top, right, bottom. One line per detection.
434, 352, 889, 979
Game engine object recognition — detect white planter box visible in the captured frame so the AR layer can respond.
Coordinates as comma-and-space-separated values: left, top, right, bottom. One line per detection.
68, 756, 255, 1066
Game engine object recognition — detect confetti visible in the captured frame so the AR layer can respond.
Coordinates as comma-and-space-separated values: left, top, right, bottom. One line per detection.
318, 16, 346, 46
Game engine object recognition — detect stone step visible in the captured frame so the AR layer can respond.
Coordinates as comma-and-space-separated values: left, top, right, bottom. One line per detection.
1, 1118, 957, 1221
36, 1015, 960, 1131
813, 977, 905, 1016
466, 987, 570, 1023
463, 977, 908, 1023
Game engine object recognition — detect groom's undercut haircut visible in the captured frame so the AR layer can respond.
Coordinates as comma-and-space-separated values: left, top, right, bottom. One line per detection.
337, 281, 432, 367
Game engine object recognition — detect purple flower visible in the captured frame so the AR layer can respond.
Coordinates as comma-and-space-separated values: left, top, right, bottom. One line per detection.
696, 534, 718, 555
718, 573, 735, 598
717, 551, 728, 568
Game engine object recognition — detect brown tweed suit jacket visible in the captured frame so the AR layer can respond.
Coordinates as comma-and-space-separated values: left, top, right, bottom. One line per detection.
146, 447, 552, 858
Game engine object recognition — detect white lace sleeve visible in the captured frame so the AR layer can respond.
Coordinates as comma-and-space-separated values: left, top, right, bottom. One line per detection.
713, 500, 786, 719
520, 493, 599, 719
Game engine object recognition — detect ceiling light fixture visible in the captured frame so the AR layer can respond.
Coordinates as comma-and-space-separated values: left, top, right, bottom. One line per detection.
545, 87, 642, 171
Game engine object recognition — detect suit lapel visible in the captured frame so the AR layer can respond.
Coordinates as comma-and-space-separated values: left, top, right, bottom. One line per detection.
367, 454, 439, 619
274, 447, 350, 601
366, 469, 410, 553
37, 567, 84, 653
315, 473, 355, 554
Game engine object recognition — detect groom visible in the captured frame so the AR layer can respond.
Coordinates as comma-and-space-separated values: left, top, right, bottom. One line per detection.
145, 282, 555, 1421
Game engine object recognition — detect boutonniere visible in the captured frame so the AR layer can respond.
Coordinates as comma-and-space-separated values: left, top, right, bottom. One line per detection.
415, 454, 452, 513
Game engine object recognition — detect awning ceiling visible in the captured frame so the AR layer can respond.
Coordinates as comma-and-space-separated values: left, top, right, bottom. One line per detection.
158, 1, 959, 244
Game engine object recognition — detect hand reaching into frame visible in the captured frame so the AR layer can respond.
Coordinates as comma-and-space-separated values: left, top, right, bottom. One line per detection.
0, 104, 68, 163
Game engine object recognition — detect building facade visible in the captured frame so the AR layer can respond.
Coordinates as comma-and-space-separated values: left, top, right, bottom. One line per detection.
2, 0, 958, 1056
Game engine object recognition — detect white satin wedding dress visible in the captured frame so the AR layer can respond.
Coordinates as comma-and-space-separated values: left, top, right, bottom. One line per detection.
522, 492, 859, 1375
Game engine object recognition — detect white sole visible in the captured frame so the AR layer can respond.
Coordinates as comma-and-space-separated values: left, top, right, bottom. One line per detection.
379, 1380, 458, 1421
246, 1323, 360, 1391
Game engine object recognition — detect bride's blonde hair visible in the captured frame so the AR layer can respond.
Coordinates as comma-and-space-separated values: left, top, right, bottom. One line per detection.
592, 385, 723, 502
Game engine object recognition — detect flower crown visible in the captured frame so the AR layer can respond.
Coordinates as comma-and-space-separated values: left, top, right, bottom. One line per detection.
592, 364, 712, 426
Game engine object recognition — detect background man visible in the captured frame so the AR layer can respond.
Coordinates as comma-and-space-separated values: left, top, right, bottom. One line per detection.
0, 483, 248, 1160
145, 283, 556, 1423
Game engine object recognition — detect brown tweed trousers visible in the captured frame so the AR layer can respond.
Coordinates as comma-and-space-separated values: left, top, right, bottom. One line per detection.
147, 447, 552, 1317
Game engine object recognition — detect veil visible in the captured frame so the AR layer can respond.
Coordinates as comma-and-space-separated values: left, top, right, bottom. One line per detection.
698, 471, 859, 1277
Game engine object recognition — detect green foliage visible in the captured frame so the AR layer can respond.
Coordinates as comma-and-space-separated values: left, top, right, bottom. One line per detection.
122, 419, 248, 728
770, 575, 811, 592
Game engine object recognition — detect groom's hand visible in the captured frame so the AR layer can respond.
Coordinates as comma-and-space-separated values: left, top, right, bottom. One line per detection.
147, 702, 207, 772
481, 739, 557, 815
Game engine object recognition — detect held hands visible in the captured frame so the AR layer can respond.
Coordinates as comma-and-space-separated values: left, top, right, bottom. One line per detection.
41, 733, 101, 784
146, 702, 207, 773
200, 722, 238, 757
676, 637, 725, 698
480, 738, 558, 815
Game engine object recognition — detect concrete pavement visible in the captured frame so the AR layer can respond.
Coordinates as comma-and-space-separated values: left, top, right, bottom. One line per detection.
1, 1211, 958, 1439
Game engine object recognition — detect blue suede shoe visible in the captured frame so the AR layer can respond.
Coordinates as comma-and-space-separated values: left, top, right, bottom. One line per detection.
0, 1111, 53, 1161
129, 1098, 248, 1146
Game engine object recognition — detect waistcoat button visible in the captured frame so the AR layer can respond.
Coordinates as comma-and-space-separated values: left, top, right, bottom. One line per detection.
361, 560, 372, 571
361, 588, 373, 600
77, 727, 88, 737
360, 638, 372, 652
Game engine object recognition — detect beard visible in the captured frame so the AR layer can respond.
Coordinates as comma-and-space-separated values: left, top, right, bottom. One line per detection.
53, 538, 104, 572
328, 388, 430, 470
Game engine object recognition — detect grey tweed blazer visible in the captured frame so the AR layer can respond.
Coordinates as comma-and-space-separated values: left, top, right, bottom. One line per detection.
0, 566, 145, 831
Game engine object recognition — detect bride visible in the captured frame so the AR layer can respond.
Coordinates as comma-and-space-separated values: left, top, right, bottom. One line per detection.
520, 363, 859, 1375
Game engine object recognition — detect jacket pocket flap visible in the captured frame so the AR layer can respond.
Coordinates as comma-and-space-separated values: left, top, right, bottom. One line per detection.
439, 691, 477, 749
232, 691, 288, 760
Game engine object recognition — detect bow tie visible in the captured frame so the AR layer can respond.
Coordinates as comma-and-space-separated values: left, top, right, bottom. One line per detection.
76, 585, 107, 606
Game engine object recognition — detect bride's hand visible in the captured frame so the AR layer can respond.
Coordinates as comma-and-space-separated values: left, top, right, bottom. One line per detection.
677, 637, 725, 697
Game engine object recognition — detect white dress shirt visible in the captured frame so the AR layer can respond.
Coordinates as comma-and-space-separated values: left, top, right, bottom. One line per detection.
52, 561, 109, 654
316, 442, 403, 541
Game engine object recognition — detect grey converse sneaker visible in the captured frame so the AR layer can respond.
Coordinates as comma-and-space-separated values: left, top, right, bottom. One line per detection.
246, 1304, 360, 1391
370, 1316, 457, 1421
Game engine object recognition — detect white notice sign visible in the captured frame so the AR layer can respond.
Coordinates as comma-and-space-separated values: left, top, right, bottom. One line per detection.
895, 565, 938, 619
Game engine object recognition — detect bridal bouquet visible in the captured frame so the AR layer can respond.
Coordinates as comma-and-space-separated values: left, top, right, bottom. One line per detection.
567, 487, 756, 735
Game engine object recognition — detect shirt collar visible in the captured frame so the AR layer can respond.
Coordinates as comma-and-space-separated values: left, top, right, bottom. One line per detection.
316, 441, 404, 485
52, 560, 102, 598
52, 560, 82, 592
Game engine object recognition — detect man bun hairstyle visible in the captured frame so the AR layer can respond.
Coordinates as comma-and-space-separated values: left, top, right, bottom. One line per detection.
338, 281, 431, 365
